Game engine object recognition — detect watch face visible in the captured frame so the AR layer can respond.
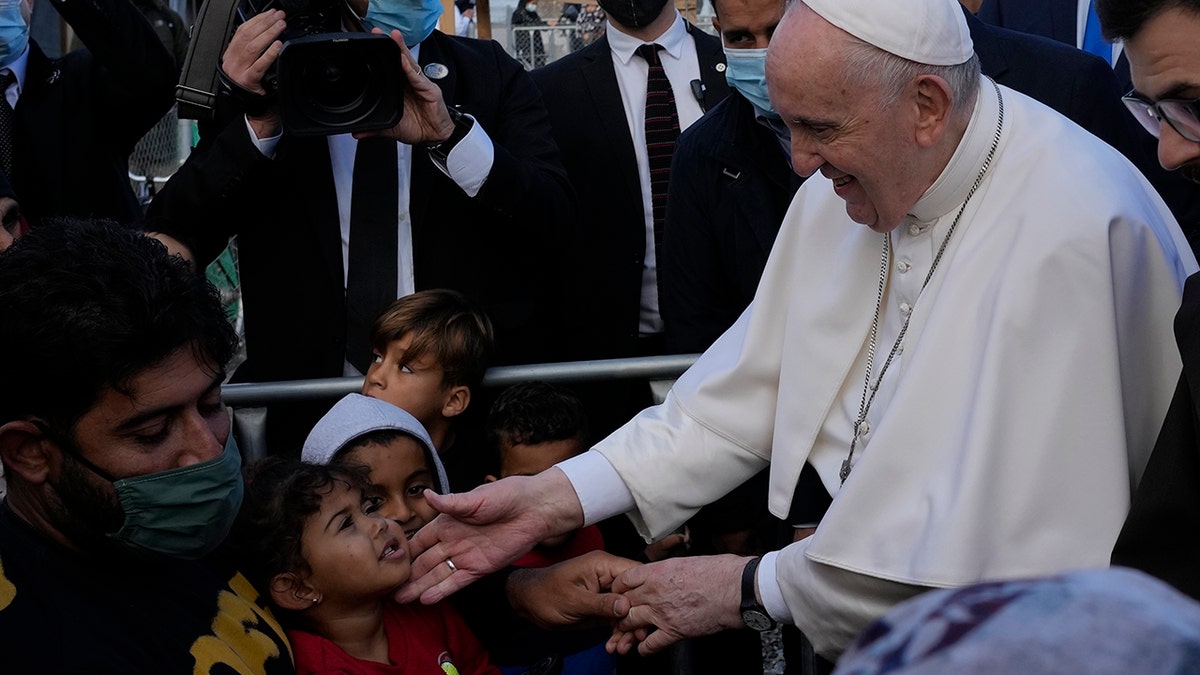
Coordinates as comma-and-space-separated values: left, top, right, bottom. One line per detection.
741, 609, 774, 631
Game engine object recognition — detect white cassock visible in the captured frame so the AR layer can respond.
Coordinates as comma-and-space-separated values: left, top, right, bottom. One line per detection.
558, 77, 1199, 655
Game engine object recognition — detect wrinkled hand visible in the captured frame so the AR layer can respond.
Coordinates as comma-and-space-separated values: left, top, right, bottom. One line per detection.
395, 468, 585, 605
508, 551, 641, 629
356, 29, 456, 145
608, 554, 747, 656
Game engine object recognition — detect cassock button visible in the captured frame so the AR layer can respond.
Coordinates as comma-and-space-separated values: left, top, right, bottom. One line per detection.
423, 63, 450, 80
716, 63, 726, 73
897, 260, 911, 273
907, 224, 921, 236
899, 302, 912, 315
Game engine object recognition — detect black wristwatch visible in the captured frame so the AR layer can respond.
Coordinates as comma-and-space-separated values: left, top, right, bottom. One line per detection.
425, 106, 473, 163
740, 557, 777, 631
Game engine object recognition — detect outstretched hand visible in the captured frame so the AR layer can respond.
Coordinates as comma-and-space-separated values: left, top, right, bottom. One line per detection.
508, 551, 641, 629
356, 29, 457, 145
396, 468, 585, 605
607, 554, 748, 656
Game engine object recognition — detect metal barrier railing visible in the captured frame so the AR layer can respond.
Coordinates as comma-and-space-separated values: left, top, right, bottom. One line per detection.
222, 354, 701, 406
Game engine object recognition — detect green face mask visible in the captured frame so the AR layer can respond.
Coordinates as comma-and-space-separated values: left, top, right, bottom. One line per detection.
52, 430, 245, 560
107, 434, 245, 560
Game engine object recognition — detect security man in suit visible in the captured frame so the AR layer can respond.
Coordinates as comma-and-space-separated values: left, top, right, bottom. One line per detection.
532, 0, 729, 366
0, 0, 176, 228
147, 0, 573, 455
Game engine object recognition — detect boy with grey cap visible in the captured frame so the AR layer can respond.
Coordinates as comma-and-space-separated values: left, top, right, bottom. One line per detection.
303, 393, 449, 539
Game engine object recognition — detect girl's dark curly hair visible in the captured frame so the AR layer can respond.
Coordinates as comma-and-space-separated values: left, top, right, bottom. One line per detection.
234, 457, 373, 611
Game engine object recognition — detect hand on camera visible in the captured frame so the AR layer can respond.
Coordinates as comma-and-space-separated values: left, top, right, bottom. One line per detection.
223, 9, 287, 137
355, 28, 457, 146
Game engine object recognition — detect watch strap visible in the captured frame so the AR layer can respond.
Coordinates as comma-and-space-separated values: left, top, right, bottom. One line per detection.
740, 556, 777, 631
425, 106, 473, 163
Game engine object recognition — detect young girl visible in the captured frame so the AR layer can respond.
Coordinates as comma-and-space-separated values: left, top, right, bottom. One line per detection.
239, 457, 500, 675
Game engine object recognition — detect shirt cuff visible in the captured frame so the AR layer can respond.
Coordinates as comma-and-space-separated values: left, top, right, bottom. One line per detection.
759, 549, 794, 624
556, 451, 636, 527
244, 116, 282, 158
429, 114, 494, 198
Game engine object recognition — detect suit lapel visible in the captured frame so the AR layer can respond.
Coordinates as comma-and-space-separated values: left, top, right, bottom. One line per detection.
580, 37, 642, 208
687, 24, 730, 112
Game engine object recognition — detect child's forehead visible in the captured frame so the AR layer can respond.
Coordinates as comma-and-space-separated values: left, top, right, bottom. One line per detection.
345, 434, 431, 466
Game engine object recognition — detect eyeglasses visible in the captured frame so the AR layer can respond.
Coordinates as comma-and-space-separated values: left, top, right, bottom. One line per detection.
1122, 91, 1200, 143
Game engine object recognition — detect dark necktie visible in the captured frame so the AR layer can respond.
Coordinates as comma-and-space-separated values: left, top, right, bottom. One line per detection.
635, 43, 680, 288
0, 70, 15, 179
345, 137, 400, 373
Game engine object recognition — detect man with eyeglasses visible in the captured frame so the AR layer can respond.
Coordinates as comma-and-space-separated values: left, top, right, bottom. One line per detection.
1099, 0, 1200, 603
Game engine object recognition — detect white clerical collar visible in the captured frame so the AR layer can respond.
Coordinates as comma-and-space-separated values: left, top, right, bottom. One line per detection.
606, 10, 688, 66
908, 75, 1001, 224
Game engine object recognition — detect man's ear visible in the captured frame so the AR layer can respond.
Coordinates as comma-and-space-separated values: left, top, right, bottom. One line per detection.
441, 385, 471, 419
912, 74, 956, 148
0, 420, 57, 485
270, 572, 321, 611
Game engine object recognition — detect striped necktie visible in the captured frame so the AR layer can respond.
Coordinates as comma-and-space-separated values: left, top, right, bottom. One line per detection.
636, 43, 680, 288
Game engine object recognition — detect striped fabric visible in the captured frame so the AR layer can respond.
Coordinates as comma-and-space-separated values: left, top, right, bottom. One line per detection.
636, 43, 680, 283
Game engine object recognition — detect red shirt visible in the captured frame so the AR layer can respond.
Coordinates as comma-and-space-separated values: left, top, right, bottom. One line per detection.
289, 600, 500, 674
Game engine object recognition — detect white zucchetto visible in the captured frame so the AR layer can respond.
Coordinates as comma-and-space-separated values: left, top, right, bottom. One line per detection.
802, 0, 974, 66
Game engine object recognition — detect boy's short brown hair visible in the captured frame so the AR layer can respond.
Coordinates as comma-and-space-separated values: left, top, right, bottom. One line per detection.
370, 289, 495, 390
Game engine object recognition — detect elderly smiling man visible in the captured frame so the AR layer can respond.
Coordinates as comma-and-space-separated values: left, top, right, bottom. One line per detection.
398, 0, 1197, 662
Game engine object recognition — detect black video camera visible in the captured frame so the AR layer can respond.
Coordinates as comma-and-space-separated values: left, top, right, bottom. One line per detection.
233, 0, 405, 135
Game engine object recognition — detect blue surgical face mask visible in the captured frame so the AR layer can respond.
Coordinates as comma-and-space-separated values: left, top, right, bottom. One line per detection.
363, 0, 443, 48
0, 0, 29, 69
56, 429, 245, 560
722, 47, 778, 120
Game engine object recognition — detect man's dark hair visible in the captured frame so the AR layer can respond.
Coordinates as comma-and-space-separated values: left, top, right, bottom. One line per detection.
1097, 0, 1200, 41
0, 220, 238, 431
486, 381, 588, 450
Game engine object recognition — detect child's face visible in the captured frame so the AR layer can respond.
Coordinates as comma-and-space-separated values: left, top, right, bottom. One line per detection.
300, 481, 412, 602
342, 436, 440, 539
499, 437, 587, 479
362, 333, 450, 429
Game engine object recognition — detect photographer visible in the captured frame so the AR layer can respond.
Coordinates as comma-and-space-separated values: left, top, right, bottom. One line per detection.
147, 0, 574, 453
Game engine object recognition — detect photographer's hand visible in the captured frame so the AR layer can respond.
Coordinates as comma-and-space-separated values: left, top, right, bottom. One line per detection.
356, 29, 456, 145
222, 9, 287, 138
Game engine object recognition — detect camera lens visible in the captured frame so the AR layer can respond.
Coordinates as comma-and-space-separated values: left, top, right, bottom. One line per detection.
305, 53, 370, 113
275, 33, 403, 135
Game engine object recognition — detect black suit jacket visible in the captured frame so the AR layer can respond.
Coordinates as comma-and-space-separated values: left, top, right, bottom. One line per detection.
148, 31, 573, 383
531, 24, 729, 359
1112, 272, 1200, 602
13, 0, 176, 227
977, 0, 1132, 86
661, 92, 800, 354
969, 7, 1200, 251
